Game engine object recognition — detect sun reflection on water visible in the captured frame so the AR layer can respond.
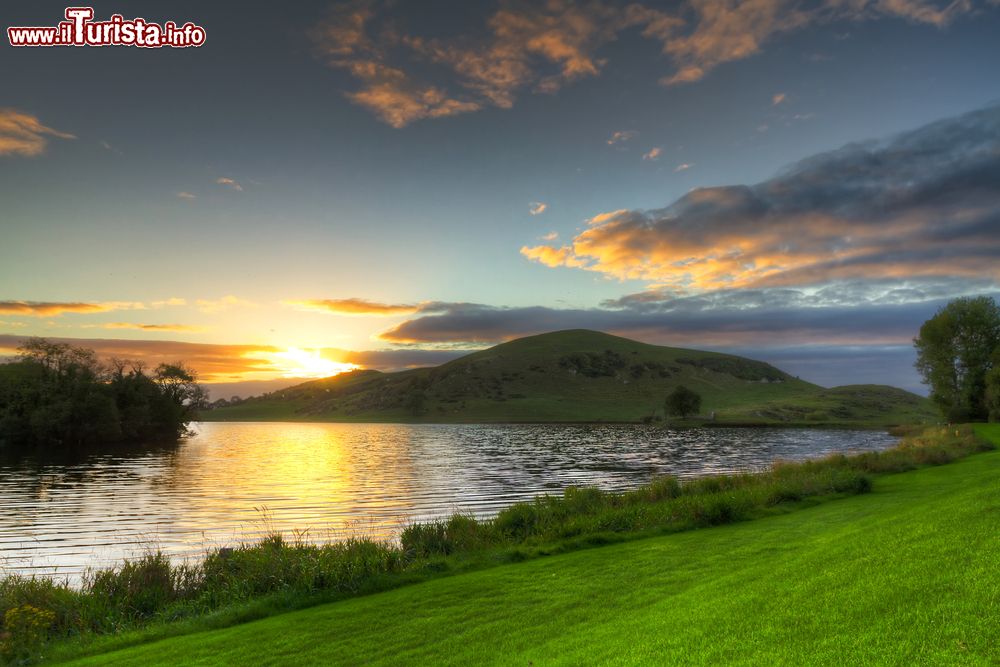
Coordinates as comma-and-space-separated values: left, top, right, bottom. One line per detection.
0, 423, 897, 584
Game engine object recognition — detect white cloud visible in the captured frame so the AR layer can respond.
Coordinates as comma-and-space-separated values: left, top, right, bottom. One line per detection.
607, 130, 638, 146
196, 295, 255, 313
674, 163, 693, 172
151, 297, 187, 308
216, 177, 243, 192
642, 147, 662, 161
100, 140, 123, 155
529, 201, 548, 215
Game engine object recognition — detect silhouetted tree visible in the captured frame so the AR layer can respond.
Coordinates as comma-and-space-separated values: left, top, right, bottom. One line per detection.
405, 389, 427, 416
914, 296, 1000, 421
665, 385, 702, 419
0, 338, 205, 449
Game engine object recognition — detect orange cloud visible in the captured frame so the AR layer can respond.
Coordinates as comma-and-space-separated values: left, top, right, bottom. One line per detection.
658, 0, 812, 86
522, 105, 1000, 290
287, 298, 420, 316
0, 335, 464, 384
519, 245, 590, 269
312, 5, 481, 128
657, 0, 974, 86
101, 322, 206, 332
348, 75, 481, 129
315, 1, 623, 127
0, 335, 280, 382
0, 301, 146, 317
314, 1, 979, 124
0, 109, 75, 157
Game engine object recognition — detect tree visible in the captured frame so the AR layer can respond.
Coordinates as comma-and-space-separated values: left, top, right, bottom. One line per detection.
405, 389, 427, 416
0, 339, 205, 449
666, 385, 702, 419
986, 349, 1000, 423
914, 296, 1000, 422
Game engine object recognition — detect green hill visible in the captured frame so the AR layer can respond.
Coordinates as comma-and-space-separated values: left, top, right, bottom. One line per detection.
203, 330, 936, 426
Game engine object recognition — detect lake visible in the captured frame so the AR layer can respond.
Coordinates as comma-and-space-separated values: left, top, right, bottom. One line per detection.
0, 422, 897, 582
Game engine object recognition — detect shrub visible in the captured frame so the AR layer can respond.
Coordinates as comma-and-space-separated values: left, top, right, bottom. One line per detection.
400, 521, 452, 558
666, 386, 702, 418
83, 552, 197, 624
626, 475, 682, 503
1, 604, 56, 664
494, 502, 540, 538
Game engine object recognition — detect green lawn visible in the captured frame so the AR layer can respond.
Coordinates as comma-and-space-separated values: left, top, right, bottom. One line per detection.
58, 425, 1000, 665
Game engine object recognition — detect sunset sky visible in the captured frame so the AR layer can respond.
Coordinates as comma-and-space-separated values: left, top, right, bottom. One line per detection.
3, 0, 1000, 396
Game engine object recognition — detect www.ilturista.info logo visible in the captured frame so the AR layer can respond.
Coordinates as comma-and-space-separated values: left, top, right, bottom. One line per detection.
7, 7, 206, 48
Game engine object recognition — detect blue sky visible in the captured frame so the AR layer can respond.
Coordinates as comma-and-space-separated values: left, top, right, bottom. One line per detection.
2, 0, 1000, 394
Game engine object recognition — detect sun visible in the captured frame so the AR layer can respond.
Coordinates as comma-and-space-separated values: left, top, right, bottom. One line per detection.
264, 347, 359, 379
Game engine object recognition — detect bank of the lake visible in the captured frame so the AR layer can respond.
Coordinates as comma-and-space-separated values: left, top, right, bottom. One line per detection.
0, 423, 898, 581
19, 425, 996, 665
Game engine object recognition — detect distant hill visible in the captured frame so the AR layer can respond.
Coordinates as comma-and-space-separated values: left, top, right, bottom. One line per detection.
203, 330, 936, 427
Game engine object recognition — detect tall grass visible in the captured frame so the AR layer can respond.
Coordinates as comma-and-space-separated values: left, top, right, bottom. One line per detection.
0, 425, 991, 664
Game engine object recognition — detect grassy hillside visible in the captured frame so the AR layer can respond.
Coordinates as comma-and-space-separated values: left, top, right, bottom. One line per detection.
204, 330, 935, 426
59, 425, 1000, 665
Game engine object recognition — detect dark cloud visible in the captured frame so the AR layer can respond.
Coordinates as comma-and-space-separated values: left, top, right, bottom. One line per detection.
524, 104, 1000, 290
601, 278, 1000, 311
374, 292, 1000, 390
376, 297, 981, 347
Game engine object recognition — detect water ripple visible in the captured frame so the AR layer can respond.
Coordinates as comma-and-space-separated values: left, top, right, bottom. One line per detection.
0, 422, 896, 583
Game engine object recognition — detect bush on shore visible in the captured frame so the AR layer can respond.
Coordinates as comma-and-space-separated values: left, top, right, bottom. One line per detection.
0, 338, 205, 451
0, 426, 991, 664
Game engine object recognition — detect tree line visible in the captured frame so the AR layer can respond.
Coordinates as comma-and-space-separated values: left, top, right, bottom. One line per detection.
0, 338, 206, 450
915, 296, 1000, 422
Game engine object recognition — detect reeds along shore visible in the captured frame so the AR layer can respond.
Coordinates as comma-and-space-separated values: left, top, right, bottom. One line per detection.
0, 426, 992, 664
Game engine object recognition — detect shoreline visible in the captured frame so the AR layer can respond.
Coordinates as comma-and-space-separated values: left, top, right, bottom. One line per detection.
4, 425, 990, 664
195, 416, 910, 430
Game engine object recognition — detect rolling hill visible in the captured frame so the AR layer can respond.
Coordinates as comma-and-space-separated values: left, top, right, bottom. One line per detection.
202, 330, 936, 426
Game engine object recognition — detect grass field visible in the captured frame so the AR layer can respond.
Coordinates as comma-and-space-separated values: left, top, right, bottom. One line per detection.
203, 330, 936, 426
54, 424, 1000, 666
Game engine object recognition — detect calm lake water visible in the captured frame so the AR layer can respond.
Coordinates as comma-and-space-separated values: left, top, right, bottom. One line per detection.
0, 422, 897, 582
